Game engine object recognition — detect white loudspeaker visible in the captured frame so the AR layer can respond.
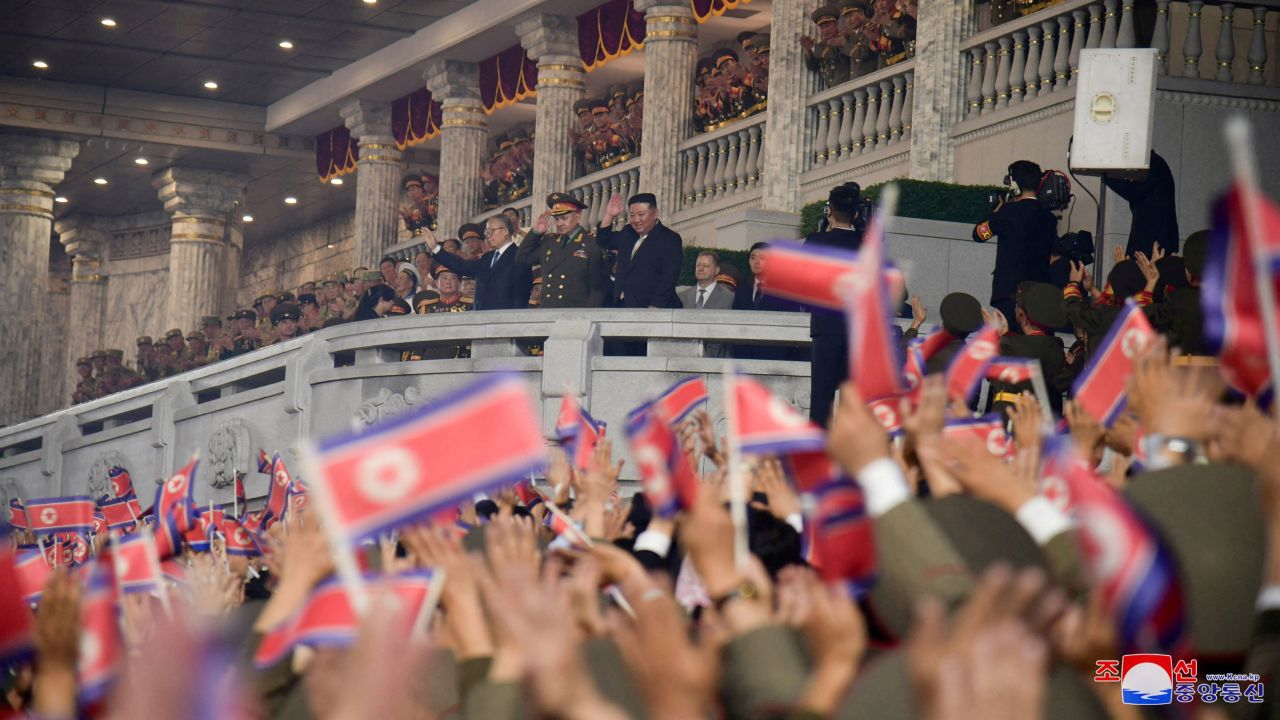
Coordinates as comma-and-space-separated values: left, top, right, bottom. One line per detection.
1068, 48, 1158, 173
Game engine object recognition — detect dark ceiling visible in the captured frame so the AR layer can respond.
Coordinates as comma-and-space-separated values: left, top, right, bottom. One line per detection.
0, 0, 469, 106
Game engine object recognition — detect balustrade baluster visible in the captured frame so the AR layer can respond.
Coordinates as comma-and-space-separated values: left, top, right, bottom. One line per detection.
618, 170, 632, 207
852, 89, 869, 151
1055, 16, 1072, 89
628, 170, 640, 202
1010, 32, 1027, 105
825, 99, 843, 164
1024, 27, 1041, 100
746, 126, 762, 186
692, 145, 709, 203
1153, 0, 1170, 74
711, 137, 728, 199
837, 95, 854, 158
733, 130, 750, 190
595, 182, 609, 226
875, 80, 892, 149
1184, 1, 1204, 79
863, 83, 880, 149
981, 42, 998, 113
1101, 0, 1118, 49
1249, 6, 1268, 85
966, 49, 985, 118
814, 105, 830, 165
1068, 10, 1087, 84
681, 150, 696, 208
1085, 4, 1103, 49
1216, 3, 1236, 82
1117, 0, 1135, 48
702, 140, 718, 201
888, 76, 905, 143
901, 74, 913, 141
723, 133, 741, 192
994, 38, 1012, 109
1041, 20, 1059, 92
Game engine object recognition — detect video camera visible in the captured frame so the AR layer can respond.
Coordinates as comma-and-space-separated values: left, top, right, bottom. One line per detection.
988, 169, 1073, 213
1053, 229, 1095, 266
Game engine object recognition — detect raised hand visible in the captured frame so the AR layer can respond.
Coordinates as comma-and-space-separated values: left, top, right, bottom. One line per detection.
827, 381, 891, 477
601, 193, 624, 226
1128, 336, 1222, 443
776, 567, 867, 717
532, 210, 552, 235
1133, 251, 1159, 291
1007, 392, 1044, 454
754, 457, 800, 521
909, 295, 927, 329
33, 570, 80, 719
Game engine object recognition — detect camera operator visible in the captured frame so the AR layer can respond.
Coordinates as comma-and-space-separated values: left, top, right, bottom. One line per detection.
972, 160, 1058, 325
807, 182, 865, 427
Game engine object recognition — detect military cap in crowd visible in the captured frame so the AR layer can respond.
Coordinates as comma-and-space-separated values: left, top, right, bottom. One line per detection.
270, 303, 301, 326
90, 349, 107, 359
165, 328, 183, 340
626, 80, 644, 103
737, 30, 757, 49
589, 98, 610, 114
840, 0, 871, 15
1018, 281, 1066, 330
753, 34, 771, 53
277, 291, 295, 303
546, 192, 587, 215
939, 292, 983, 336
185, 330, 204, 342
231, 308, 257, 321
76, 357, 91, 368
714, 273, 738, 290
201, 316, 222, 328
321, 276, 339, 288
711, 48, 738, 68
298, 293, 318, 307
402, 173, 424, 190
136, 336, 152, 347
106, 349, 124, 359
360, 270, 383, 283
811, 3, 840, 24
457, 223, 484, 241
572, 98, 593, 116
253, 291, 276, 305
1183, 229, 1208, 279
607, 84, 627, 103
509, 126, 530, 143
433, 265, 459, 279
696, 57, 715, 77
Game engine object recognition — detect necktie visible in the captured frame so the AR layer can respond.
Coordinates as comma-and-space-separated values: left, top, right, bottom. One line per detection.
753, 283, 761, 307
696, 288, 705, 309
630, 234, 648, 260
490, 250, 500, 270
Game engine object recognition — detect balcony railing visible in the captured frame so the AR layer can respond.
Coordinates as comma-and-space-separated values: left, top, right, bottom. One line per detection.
676, 112, 767, 213
803, 60, 916, 173
566, 157, 642, 229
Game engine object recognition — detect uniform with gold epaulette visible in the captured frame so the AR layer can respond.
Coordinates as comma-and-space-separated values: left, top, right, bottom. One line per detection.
839, 0, 881, 78
72, 357, 98, 404
514, 194, 609, 309
181, 330, 209, 372
408, 266, 473, 360
805, 4, 852, 89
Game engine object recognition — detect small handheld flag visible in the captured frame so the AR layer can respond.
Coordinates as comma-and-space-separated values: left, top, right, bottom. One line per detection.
1071, 300, 1155, 426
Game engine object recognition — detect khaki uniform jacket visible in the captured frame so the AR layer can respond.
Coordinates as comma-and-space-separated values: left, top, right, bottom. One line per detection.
515, 226, 609, 308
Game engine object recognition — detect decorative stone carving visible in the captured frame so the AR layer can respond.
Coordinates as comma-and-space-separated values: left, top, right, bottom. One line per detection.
207, 419, 253, 489
354, 387, 433, 427
88, 451, 129, 499
110, 223, 171, 260
0, 478, 18, 508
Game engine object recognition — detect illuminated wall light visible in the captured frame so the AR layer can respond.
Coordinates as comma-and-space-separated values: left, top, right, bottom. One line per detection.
330, 177, 343, 185
55, 196, 69, 203
284, 196, 298, 205
242, 214, 254, 222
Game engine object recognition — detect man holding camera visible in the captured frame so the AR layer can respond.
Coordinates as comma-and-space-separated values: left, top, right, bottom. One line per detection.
806, 182, 865, 426
972, 160, 1058, 324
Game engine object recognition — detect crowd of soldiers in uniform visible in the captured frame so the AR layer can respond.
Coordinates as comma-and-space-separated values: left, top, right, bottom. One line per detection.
481, 126, 534, 209
398, 171, 439, 237
802, 0, 918, 90
693, 32, 770, 134
570, 82, 644, 174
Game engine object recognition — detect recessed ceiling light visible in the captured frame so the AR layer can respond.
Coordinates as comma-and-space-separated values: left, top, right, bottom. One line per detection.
284, 196, 298, 205
242, 214, 254, 222
100, 18, 117, 27
134, 157, 149, 166
55, 196, 68, 203
327, 243, 335, 249
32, 60, 48, 69
278, 39, 294, 49
203, 80, 219, 90
93, 177, 109, 185
330, 177, 343, 185
362, 0, 376, 4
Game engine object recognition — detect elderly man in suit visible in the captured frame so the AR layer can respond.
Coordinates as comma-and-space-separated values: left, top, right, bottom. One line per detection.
424, 214, 532, 311
595, 192, 684, 309
679, 250, 735, 358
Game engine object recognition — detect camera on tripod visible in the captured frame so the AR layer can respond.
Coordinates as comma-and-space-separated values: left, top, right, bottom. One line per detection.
988, 169, 1073, 213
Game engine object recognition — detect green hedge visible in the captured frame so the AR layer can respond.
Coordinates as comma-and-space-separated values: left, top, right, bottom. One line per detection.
678, 247, 752, 287
798, 178, 1006, 237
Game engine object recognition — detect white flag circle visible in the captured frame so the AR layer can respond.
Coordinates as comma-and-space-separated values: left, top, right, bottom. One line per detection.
767, 396, 805, 429
40, 507, 57, 525
166, 474, 187, 494
970, 340, 997, 362
356, 447, 420, 505
634, 445, 671, 496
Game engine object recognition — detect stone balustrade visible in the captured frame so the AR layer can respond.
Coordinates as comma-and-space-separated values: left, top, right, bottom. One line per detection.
804, 61, 916, 172
566, 157, 642, 228
465, 195, 535, 230
677, 113, 767, 212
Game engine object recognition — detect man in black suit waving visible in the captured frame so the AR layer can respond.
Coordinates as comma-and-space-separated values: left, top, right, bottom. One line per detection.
424, 214, 532, 311
804, 183, 864, 426
595, 192, 684, 308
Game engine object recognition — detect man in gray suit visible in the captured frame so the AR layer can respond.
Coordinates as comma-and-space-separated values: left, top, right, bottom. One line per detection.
678, 250, 735, 357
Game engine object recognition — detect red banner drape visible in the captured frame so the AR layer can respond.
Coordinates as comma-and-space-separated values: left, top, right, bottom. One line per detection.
315, 125, 358, 183
479, 45, 539, 114
392, 88, 442, 150
690, 0, 750, 22
578, 0, 646, 71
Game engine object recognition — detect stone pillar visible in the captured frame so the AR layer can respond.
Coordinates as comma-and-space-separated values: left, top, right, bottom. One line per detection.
760, 0, 809, 212
425, 61, 487, 239
0, 134, 79, 425
635, 0, 698, 215
908, 0, 975, 181
516, 14, 586, 205
339, 100, 403, 268
153, 168, 247, 333
223, 210, 245, 318
54, 216, 110, 384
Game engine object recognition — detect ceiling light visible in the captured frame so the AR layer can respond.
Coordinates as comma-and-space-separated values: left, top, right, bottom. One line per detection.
32, 60, 48, 69
55, 196, 68, 204
93, 177, 109, 185
327, 243, 335, 248
100, 18, 117, 27
134, 157, 149, 166
330, 177, 343, 185
242, 214, 254, 222
278, 39, 294, 49
203, 80, 219, 90
284, 196, 298, 205
363, 0, 377, 4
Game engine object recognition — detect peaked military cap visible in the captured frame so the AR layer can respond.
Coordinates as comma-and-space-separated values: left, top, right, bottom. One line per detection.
277, 291, 295, 303
76, 357, 91, 367
200, 316, 222, 328
754, 34, 771, 53
588, 98, 610, 114
402, 173, 424, 190
270, 303, 301, 325
607, 84, 627, 101
840, 0, 872, 15
697, 57, 714, 76
231, 308, 257, 321
736, 30, 757, 46
547, 192, 587, 216
298, 293, 318, 307
711, 48, 738, 67
495, 133, 512, 150
939, 292, 983, 336
254, 291, 277, 305
458, 222, 485, 240
1018, 281, 1067, 329
432, 264, 459, 279
165, 328, 183, 340
572, 98, 594, 114
185, 330, 204, 341
509, 126, 530, 143
136, 336, 152, 346
106, 349, 124, 359
811, 3, 840, 24
360, 270, 383, 283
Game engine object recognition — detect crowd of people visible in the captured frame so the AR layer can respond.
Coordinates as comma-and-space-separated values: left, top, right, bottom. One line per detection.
571, 83, 645, 174
482, 127, 535, 210
693, 36, 769, 134
803, 0, 918, 89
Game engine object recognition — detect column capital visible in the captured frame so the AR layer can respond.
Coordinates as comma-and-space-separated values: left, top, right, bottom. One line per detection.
152, 167, 247, 217
514, 14, 581, 61
339, 99, 394, 141
634, 0, 695, 17
424, 60, 481, 101
0, 134, 80, 187
54, 215, 110, 260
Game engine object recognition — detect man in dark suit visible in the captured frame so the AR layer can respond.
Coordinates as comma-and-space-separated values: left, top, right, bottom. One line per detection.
733, 241, 805, 312
804, 183, 864, 426
595, 192, 684, 308
424, 214, 532, 311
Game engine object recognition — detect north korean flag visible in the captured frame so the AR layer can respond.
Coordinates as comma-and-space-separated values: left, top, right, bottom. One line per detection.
1071, 300, 1155, 426
25, 496, 95, 537
1203, 181, 1280, 397
91, 511, 106, 537
234, 471, 247, 518
986, 357, 1039, 385
253, 571, 437, 668
728, 374, 826, 455
759, 240, 905, 312
264, 452, 294, 526
107, 466, 135, 500
546, 507, 592, 552
917, 327, 956, 362
943, 415, 1014, 459
571, 411, 606, 471
845, 199, 907, 402
97, 494, 142, 531
14, 549, 50, 604
220, 518, 261, 557
513, 479, 542, 508
155, 452, 200, 535
111, 530, 164, 595
555, 394, 581, 442
652, 376, 708, 427
257, 448, 272, 474
241, 509, 266, 534
626, 407, 699, 519
808, 479, 877, 597
8, 498, 26, 531
0, 551, 33, 664
311, 374, 547, 545
945, 325, 1001, 404
160, 558, 188, 586
78, 560, 123, 703
65, 532, 92, 566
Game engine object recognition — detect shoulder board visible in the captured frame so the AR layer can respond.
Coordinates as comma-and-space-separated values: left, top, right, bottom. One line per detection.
460, 296, 474, 303
419, 297, 439, 305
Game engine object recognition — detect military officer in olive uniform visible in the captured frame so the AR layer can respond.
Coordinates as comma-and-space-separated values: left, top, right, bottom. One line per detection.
840, 0, 881, 77
990, 281, 1071, 415
515, 193, 609, 309
72, 357, 97, 404
135, 336, 160, 382
802, 4, 852, 89
90, 349, 108, 381
412, 266, 474, 360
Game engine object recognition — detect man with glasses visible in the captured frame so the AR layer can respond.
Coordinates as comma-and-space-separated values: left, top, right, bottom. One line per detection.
515, 193, 609, 309
425, 213, 533, 311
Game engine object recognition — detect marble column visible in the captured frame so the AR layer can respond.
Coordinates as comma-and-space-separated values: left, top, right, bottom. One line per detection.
908, 0, 975, 181
425, 60, 487, 239
760, 0, 808, 212
340, 100, 403, 269
635, 0, 697, 215
516, 14, 586, 206
0, 134, 79, 425
153, 167, 247, 333
223, 212, 245, 318
54, 216, 110, 385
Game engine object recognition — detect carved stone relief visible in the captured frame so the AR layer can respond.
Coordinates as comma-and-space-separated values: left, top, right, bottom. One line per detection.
354, 387, 433, 427
207, 419, 252, 489
88, 451, 129, 499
